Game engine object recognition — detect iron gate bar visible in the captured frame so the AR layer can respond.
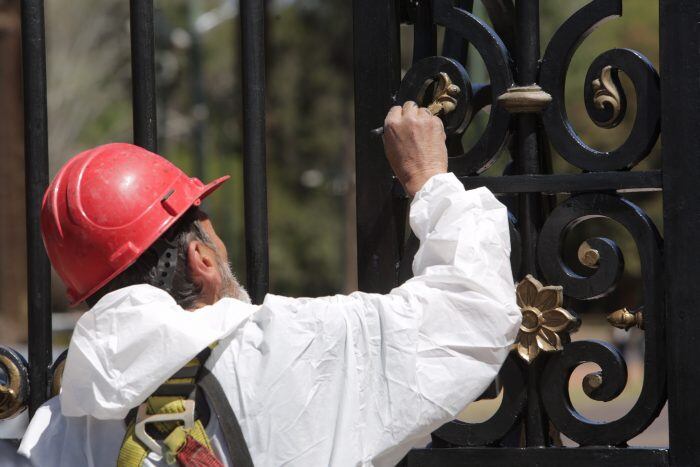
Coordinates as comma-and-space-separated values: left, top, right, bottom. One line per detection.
660, 0, 700, 464
188, 1, 205, 180
20, 0, 52, 416
456, 170, 663, 194
406, 448, 669, 466
240, 0, 269, 305
129, 0, 157, 152
513, 0, 548, 447
353, 0, 403, 293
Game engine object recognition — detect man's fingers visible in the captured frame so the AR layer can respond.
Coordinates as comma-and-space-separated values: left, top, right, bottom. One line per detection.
402, 100, 420, 116
384, 106, 402, 129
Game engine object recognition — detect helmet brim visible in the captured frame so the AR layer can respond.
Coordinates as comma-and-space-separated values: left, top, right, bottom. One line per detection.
199, 175, 231, 200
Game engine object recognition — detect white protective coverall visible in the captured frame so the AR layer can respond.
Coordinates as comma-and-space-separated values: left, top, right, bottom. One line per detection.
18, 173, 521, 467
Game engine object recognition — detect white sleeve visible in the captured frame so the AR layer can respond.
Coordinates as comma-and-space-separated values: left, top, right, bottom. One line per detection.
219, 173, 521, 467
349, 172, 521, 463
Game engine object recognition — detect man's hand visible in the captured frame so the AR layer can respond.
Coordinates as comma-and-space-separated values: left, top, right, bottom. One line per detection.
382, 101, 448, 197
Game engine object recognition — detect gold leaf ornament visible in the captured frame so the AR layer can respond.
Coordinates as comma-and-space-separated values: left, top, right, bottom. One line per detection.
515, 275, 579, 363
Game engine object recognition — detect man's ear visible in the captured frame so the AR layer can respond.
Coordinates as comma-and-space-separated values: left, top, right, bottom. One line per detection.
186, 240, 219, 287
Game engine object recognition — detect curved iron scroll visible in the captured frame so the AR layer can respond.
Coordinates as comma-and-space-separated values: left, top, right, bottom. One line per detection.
432, 353, 526, 446
537, 194, 666, 445
433, 0, 514, 175
540, 0, 660, 171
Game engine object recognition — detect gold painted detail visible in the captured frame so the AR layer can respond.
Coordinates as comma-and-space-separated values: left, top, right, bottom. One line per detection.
582, 371, 604, 397
607, 307, 644, 331
578, 241, 600, 268
515, 275, 579, 364
591, 65, 622, 128
50, 359, 67, 398
426, 72, 461, 116
497, 85, 553, 113
0, 355, 24, 419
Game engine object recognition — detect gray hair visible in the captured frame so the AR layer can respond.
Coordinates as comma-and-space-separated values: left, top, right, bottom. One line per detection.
86, 208, 218, 309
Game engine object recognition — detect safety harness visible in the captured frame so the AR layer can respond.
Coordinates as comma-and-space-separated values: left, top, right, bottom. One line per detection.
117, 346, 253, 467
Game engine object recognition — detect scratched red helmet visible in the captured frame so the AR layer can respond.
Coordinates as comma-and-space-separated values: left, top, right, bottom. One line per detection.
41, 143, 229, 305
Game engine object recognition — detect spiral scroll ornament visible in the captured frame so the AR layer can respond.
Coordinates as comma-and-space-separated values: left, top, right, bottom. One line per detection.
537, 194, 665, 445
540, 0, 660, 171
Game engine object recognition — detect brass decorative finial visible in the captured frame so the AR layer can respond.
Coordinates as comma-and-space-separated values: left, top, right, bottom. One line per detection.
426, 72, 461, 116
515, 275, 579, 364
370, 71, 462, 136
591, 65, 622, 128
498, 85, 553, 113
607, 307, 644, 331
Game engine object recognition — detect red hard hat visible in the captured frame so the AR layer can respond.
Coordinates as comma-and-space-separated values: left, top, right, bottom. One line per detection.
41, 143, 229, 305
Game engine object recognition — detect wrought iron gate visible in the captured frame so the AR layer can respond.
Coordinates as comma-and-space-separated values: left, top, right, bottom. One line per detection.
354, 0, 700, 465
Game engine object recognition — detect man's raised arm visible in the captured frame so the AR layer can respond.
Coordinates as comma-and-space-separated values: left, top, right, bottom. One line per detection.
342, 101, 521, 463
217, 102, 521, 466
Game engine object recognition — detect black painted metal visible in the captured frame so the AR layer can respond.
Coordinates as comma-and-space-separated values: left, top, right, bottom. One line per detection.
20, 0, 52, 416
406, 447, 669, 466
353, 0, 403, 293
514, 0, 547, 445
457, 171, 662, 194
354, 0, 680, 464
129, 0, 157, 152
240, 0, 269, 304
661, 1, 700, 464
188, 1, 205, 180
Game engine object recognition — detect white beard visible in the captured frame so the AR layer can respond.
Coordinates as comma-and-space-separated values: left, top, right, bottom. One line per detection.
217, 258, 252, 304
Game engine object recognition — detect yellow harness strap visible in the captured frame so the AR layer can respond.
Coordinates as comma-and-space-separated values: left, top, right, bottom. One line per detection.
117, 353, 216, 466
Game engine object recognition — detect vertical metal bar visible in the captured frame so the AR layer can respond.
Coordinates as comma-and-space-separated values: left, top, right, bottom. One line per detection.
661, 1, 700, 464
353, 0, 402, 293
412, 0, 436, 63
240, 0, 269, 304
20, 0, 52, 415
188, 1, 205, 180
514, 0, 547, 448
130, 0, 157, 152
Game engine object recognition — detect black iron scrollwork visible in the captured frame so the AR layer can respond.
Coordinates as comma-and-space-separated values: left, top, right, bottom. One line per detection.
540, 0, 660, 171
432, 353, 527, 447
395, 0, 667, 452
432, 0, 514, 175
537, 194, 666, 445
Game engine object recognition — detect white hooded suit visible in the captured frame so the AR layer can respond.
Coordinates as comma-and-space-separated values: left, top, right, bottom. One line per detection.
19, 173, 521, 466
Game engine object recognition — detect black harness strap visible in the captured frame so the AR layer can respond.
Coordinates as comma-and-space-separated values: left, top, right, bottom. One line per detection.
198, 367, 255, 467
124, 347, 253, 466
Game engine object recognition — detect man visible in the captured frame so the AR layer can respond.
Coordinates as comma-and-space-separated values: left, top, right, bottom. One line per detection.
18, 102, 521, 466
